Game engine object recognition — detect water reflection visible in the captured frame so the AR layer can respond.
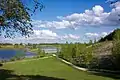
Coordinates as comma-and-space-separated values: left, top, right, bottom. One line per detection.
40, 46, 59, 53
0, 49, 36, 60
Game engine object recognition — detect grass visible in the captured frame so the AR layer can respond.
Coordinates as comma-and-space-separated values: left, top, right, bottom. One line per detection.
0, 57, 119, 80
29, 48, 38, 54
0, 45, 25, 50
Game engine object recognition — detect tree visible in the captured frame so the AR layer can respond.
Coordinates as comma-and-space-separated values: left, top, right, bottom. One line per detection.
89, 40, 93, 45
32, 44, 37, 49
113, 29, 120, 40
38, 48, 45, 57
72, 47, 76, 58
20, 43, 23, 46
14, 44, 19, 48
0, 0, 44, 38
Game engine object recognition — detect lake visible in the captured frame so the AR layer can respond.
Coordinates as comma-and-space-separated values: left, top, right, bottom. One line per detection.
0, 49, 36, 60
40, 46, 59, 53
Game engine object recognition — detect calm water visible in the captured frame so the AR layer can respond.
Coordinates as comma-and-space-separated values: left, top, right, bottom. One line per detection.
0, 49, 36, 60
40, 46, 59, 53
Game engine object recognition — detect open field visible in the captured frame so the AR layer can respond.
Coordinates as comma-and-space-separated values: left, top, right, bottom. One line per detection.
0, 57, 119, 80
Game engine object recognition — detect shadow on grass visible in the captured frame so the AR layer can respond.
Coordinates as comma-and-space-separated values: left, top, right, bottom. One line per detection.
0, 63, 3, 66
0, 69, 65, 80
88, 55, 120, 80
88, 71, 120, 80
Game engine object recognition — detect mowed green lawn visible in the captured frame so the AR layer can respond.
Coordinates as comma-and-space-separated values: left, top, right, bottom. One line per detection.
0, 57, 119, 80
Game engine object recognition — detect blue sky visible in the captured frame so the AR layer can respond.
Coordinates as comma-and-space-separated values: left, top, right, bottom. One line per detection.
31, 0, 111, 20
1, 0, 120, 43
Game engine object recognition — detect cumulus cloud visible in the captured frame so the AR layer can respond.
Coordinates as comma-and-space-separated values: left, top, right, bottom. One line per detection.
93, 5, 104, 16
106, 0, 116, 3
22, 30, 60, 43
0, 30, 80, 43
1, 2, 120, 43
0, 30, 59, 43
62, 34, 80, 40
60, 5, 110, 27
34, 30, 58, 38
32, 20, 72, 29
32, 2, 120, 29
85, 32, 108, 40
85, 33, 99, 38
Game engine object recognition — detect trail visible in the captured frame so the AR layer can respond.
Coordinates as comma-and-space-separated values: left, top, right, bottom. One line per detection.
4, 56, 53, 64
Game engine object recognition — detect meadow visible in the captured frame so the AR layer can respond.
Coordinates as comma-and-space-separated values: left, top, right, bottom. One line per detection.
0, 56, 119, 80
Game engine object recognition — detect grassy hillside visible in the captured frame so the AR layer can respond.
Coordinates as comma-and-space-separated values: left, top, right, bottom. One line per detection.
93, 41, 113, 56
0, 57, 118, 80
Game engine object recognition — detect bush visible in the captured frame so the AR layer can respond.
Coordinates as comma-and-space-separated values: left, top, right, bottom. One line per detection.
10, 57, 16, 61
89, 56, 116, 70
112, 40, 120, 70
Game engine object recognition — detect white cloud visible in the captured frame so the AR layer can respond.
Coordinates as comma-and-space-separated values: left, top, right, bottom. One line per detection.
111, 1, 120, 7
61, 5, 110, 27
0, 30, 80, 43
92, 5, 104, 16
26, 30, 59, 41
1, 2, 120, 43
62, 34, 80, 40
32, 2, 120, 29
0, 30, 60, 43
106, 0, 115, 3
32, 20, 71, 29
34, 30, 57, 37
85, 32, 108, 40
85, 33, 99, 38
101, 32, 108, 37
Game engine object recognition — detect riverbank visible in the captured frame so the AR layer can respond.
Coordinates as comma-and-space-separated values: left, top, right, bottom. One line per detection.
3, 56, 53, 64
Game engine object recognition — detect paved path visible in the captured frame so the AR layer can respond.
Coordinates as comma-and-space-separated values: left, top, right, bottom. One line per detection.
57, 57, 88, 71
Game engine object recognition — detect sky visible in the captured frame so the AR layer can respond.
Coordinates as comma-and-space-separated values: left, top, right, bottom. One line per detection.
1, 0, 120, 43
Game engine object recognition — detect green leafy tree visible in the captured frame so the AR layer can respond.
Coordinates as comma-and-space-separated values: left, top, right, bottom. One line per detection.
0, 0, 44, 37
59, 42, 93, 68
38, 48, 45, 57
32, 44, 37, 49
89, 40, 93, 45
72, 47, 76, 58
14, 44, 19, 48
20, 43, 23, 46
113, 29, 120, 40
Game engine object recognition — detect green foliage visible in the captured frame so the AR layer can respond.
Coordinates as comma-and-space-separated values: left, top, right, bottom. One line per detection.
113, 29, 120, 40
38, 48, 45, 57
10, 57, 16, 61
32, 44, 37, 49
59, 43, 93, 68
14, 44, 19, 48
89, 40, 93, 45
20, 43, 23, 46
0, 0, 44, 37
112, 40, 120, 69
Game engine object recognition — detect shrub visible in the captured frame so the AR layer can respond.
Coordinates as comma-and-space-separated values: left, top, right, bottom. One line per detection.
112, 40, 120, 70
